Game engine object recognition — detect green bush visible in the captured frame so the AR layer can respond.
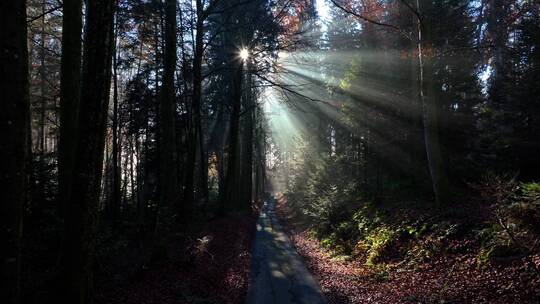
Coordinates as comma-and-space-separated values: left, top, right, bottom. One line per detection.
365, 226, 396, 265
473, 177, 540, 263
287, 148, 540, 268
513, 182, 540, 234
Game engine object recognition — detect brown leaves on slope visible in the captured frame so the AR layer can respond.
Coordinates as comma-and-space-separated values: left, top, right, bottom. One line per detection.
98, 207, 260, 304
276, 198, 540, 304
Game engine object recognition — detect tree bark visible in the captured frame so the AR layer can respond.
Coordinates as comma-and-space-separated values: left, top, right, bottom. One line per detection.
61, 0, 115, 302
254, 107, 262, 202
158, 0, 179, 229
112, 26, 121, 229
58, 0, 83, 221
222, 61, 244, 213
129, 137, 137, 207
240, 61, 254, 209
40, 0, 47, 154
415, 0, 450, 206
0, 1, 30, 302
184, 0, 204, 209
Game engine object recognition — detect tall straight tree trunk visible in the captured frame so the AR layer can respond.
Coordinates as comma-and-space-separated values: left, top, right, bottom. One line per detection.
415, 0, 450, 206
121, 151, 129, 208
409, 26, 423, 187
254, 107, 262, 202
137, 99, 151, 241
111, 26, 121, 229
222, 61, 243, 213
40, 0, 47, 154
213, 102, 227, 207
195, 6, 209, 208
129, 137, 137, 206
61, 1, 115, 302
240, 63, 254, 209
217, 146, 226, 204
158, 0, 179, 229
58, 0, 82, 221
184, 0, 205, 209
0, 1, 30, 302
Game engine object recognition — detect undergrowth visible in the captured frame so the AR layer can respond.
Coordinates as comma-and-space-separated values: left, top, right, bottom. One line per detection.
287, 173, 540, 268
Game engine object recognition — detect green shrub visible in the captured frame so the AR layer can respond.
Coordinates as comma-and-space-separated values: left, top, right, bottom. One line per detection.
474, 176, 540, 256
365, 226, 396, 265
521, 182, 540, 195
513, 182, 540, 234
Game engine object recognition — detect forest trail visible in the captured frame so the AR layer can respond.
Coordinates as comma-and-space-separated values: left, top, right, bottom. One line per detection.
246, 199, 327, 304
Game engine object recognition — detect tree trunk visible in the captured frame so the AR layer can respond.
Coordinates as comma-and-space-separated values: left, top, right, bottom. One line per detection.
61, 0, 115, 302
158, 0, 179, 230
184, 1, 204, 209
222, 61, 243, 213
112, 27, 121, 229
213, 102, 227, 208
254, 107, 263, 202
0, 1, 29, 302
130, 136, 137, 207
58, 0, 82, 222
196, 36, 209, 209
137, 105, 151, 242
40, 0, 47, 154
416, 0, 450, 206
409, 24, 424, 189
240, 63, 254, 209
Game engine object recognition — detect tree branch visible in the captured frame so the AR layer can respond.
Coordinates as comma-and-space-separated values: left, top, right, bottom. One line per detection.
27, 4, 62, 23
398, 0, 422, 26
253, 71, 332, 107
329, 0, 415, 42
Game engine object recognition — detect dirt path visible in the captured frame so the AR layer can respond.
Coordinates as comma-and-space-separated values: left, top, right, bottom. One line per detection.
246, 200, 327, 304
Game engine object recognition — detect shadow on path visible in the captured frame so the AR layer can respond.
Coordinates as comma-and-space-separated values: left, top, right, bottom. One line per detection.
246, 199, 327, 304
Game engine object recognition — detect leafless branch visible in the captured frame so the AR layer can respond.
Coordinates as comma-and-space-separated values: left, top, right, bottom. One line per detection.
27, 5, 62, 23
329, 0, 415, 42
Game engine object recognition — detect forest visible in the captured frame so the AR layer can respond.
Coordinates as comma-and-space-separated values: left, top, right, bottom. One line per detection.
1, 0, 539, 303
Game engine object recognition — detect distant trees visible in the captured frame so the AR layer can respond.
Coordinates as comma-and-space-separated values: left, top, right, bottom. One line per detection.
268, 5, 540, 283
329, 0, 453, 205
480, 0, 540, 178
284, 0, 539, 212
311, 0, 538, 205
0, 1, 30, 302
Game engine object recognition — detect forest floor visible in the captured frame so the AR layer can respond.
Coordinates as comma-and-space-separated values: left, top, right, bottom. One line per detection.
95, 205, 261, 304
275, 197, 540, 304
